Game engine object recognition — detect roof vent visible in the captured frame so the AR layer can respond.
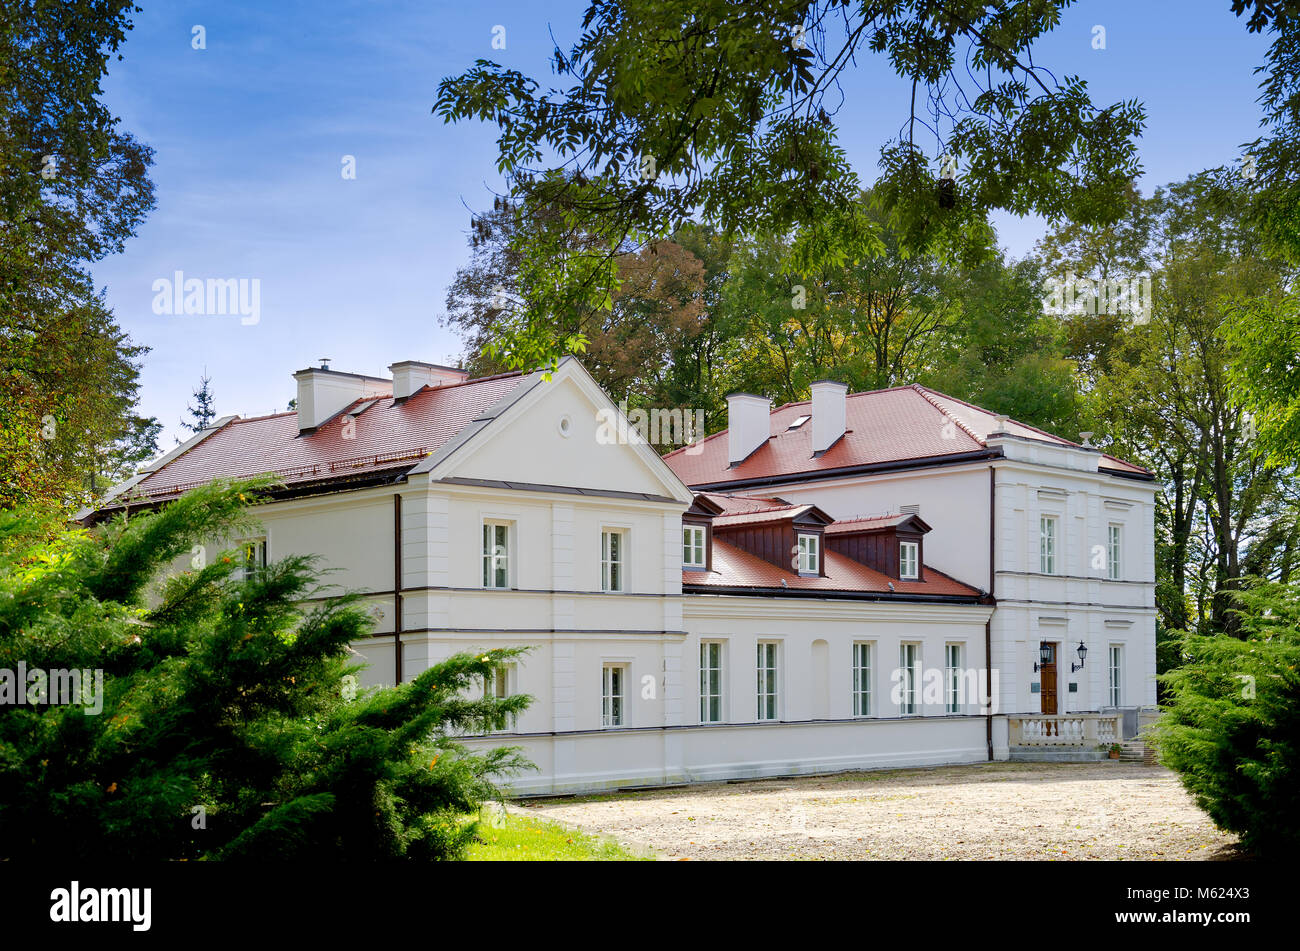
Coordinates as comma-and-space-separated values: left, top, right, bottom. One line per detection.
294, 367, 390, 432
811, 380, 848, 454
726, 393, 772, 465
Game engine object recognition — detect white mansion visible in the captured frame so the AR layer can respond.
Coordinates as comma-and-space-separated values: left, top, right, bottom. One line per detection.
85, 357, 1157, 794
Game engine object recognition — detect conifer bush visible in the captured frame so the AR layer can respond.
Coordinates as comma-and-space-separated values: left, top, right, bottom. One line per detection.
0, 481, 530, 860
1153, 582, 1300, 857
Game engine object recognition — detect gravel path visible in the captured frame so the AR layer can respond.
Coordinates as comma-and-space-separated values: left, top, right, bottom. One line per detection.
519, 762, 1239, 860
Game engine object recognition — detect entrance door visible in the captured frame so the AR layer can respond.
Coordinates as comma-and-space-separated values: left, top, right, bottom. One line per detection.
1040, 642, 1058, 715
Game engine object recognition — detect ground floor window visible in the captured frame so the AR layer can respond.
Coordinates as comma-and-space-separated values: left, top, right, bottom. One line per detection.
602, 665, 625, 727
483, 663, 515, 731
945, 643, 963, 713
899, 643, 919, 714
852, 643, 872, 716
1108, 645, 1123, 707
756, 642, 778, 720
700, 642, 723, 723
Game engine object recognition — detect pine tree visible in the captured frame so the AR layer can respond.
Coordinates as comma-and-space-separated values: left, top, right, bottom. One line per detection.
179, 372, 217, 440
0, 481, 531, 860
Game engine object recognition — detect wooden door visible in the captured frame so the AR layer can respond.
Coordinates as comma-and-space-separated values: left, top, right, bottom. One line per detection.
1040, 642, 1058, 715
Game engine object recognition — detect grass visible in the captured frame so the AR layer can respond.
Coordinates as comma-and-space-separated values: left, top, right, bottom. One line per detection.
465, 811, 651, 861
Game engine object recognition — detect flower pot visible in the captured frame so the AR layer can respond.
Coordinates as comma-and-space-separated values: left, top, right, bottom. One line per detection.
1109, 749, 1120, 759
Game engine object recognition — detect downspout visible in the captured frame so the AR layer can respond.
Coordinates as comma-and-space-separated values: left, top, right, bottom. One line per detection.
986, 466, 995, 761
394, 492, 403, 684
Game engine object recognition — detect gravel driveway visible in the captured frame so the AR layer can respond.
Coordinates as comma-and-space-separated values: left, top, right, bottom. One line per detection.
518, 762, 1238, 860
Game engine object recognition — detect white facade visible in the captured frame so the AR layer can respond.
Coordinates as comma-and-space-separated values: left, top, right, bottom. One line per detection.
136, 359, 1154, 795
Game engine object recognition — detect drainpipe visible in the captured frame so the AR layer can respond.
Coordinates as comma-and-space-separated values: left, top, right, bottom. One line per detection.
394, 492, 403, 684
986, 466, 995, 761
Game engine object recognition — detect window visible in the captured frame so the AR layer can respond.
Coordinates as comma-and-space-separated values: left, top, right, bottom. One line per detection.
756, 643, 778, 720
602, 529, 626, 592
601, 665, 625, 727
852, 643, 873, 717
899, 540, 919, 580
945, 644, 963, 713
1107, 524, 1122, 580
683, 524, 706, 569
482, 522, 510, 588
232, 538, 267, 581
482, 663, 515, 731
700, 642, 723, 723
1108, 645, 1123, 707
899, 643, 919, 715
787, 414, 811, 430
797, 533, 820, 573
1039, 515, 1058, 575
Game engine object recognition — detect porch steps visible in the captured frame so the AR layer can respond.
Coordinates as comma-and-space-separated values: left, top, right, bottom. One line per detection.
1118, 739, 1157, 765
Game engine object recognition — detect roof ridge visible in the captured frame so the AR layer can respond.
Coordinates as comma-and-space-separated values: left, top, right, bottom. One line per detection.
910, 384, 985, 447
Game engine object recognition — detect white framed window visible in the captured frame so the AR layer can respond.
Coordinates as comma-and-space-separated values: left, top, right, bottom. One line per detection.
482, 663, 515, 731
945, 644, 963, 713
232, 538, 267, 582
602, 529, 626, 592
797, 533, 820, 573
1107, 524, 1122, 580
1108, 645, 1123, 707
756, 642, 779, 720
1039, 515, 1058, 575
482, 522, 511, 588
601, 664, 625, 727
683, 524, 706, 569
899, 540, 919, 580
899, 643, 920, 715
700, 642, 723, 723
852, 643, 873, 717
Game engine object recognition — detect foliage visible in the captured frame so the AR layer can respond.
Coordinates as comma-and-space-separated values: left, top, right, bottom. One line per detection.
466, 812, 650, 861
0, 481, 532, 860
179, 373, 218, 439
1153, 581, 1300, 858
435, 0, 1145, 370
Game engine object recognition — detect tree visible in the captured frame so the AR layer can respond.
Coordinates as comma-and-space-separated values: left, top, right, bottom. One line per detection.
1153, 580, 1300, 858
180, 372, 217, 438
435, 0, 1145, 370
0, 481, 531, 860
0, 0, 157, 509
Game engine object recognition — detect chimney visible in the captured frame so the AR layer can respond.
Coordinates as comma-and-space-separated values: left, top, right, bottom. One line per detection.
810, 380, 848, 454
388, 361, 470, 400
726, 393, 772, 465
293, 367, 390, 432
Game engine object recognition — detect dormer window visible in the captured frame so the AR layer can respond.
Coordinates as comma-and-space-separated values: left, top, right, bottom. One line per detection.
797, 533, 820, 573
683, 524, 707, 569
899, 540, 919, 580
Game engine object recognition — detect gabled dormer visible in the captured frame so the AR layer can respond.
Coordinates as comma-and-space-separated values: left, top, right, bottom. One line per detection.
824, 513, 932, 580
704, 494, 834, 577
682, 494, 723, 572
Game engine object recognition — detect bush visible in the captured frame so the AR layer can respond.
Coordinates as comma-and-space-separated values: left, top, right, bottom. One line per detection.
0, 481, 531, 860
1152, 581, 1300, 857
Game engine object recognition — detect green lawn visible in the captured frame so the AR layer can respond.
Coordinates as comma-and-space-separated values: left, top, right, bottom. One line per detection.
466, 811, 651, 861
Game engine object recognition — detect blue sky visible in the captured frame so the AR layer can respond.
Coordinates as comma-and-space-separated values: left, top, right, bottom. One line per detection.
91, 0, 1274, 446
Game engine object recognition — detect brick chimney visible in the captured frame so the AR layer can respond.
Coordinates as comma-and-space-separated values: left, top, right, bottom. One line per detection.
294, 367, 390, 433
726, 393, 772, 465
811, 380, 848, 454
389, 361, 469, 400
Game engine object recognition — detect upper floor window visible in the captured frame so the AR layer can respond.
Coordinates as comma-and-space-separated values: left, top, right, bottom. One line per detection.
899, 540, 919, 580
1107, 524, 1122, 580
1039, 516, 1058, 575
232, 538, 267, 582
482, 522, 510, 588
683, 524, 707, 569
797, 533, 820, 573
602, 529, 626, 591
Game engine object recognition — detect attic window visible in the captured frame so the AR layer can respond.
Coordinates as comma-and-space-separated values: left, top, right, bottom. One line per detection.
787, 415, 811, 430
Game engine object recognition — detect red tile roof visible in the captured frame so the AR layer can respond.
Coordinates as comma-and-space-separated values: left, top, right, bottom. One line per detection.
112, 373, 524, 505
685, 538, 982, 599
664, 383, 1151, 486
823, 514, 915, 533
